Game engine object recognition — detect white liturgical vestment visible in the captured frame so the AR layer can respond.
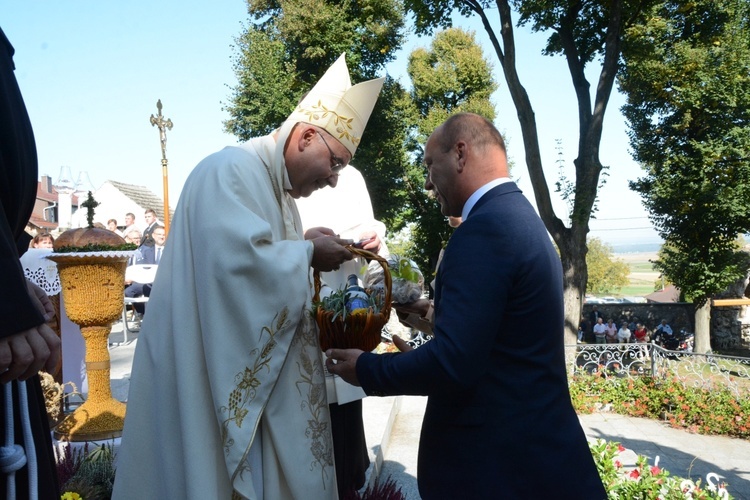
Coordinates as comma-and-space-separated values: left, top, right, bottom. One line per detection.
113, 121, 337, 500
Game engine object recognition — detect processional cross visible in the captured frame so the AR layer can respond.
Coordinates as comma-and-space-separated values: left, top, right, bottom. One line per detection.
150, 99, 173, 233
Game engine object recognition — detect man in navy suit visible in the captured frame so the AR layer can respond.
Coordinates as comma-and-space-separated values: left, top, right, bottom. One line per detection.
327, 113, 606, 499
125, 226, 166, 313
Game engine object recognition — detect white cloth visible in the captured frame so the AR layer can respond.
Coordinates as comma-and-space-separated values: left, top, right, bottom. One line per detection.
113, 122, 337, 500
20, 249, 86, 393
296, 166, 388, 404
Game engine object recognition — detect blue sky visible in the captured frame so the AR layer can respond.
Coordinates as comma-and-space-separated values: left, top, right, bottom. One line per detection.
2, 1, 661, 247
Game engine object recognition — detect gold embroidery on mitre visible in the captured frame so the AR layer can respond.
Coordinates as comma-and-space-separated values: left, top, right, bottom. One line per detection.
296, 101, 361, 146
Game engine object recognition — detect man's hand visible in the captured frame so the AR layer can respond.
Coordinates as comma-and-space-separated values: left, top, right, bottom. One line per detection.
325, 348, 364, 386
354, 230, 381, 253
311, 236, 354, 272
305, 226, 337, 240
393, 298, 431, 317
391, 335, 413, 353
0, 282, 61, 383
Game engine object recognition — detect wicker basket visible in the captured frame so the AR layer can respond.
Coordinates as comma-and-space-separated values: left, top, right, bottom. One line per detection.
314, 246, 391, 352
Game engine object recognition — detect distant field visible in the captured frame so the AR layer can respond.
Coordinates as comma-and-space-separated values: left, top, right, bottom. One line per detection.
616, 252, 660, 297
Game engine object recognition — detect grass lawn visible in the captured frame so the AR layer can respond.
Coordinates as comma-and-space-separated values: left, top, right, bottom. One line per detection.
620, 255, 659, 297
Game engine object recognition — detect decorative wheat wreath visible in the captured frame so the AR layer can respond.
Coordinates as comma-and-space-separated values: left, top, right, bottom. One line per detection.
314, 246, 392, 352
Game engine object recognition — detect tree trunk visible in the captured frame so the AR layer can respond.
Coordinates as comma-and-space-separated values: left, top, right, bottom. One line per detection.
694, 301, 711, 353
559, 232, 588, 344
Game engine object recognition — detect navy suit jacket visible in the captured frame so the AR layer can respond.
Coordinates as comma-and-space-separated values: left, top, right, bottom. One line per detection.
357, 182, 605, 499
136, 245, 156, 265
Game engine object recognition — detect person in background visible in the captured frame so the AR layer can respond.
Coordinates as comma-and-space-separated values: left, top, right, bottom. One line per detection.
124, 225, 166, 316
31, 231, 54, 249
634, 322, 649, 343
0, 25, 62, 499
593, 316, 607, 344
655, 318, 673, 336
107, 218, 123, 236
617, 322, 632, 344
113, 53, 383, 499
589, 304, 601, 331
577, 315, 587, 343
295, 165, 388, 498
140, 208, 163, 247
605, 318, 618, 344
123, 212, 137, 236
123, 229, 142, 265
326, 112, 605, 499
633, 322, 650, 358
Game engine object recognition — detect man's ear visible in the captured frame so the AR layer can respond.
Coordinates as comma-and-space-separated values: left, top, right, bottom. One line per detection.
455, 141, 467, 172
298, 125, 316, 151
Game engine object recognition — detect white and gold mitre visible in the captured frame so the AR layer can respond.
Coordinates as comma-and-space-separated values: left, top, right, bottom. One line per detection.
287, 53, 385, 157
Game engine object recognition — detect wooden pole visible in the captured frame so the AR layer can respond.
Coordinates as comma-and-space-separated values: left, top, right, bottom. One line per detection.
150, 99, 173, 235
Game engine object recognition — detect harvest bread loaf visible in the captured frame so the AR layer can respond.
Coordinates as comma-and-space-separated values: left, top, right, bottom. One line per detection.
54, 226, 125, 250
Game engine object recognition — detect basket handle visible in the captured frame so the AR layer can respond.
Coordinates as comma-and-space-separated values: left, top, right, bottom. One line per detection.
313, 246, 392, 316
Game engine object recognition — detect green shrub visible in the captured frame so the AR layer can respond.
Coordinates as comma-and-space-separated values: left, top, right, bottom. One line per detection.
570, 370, 750, 439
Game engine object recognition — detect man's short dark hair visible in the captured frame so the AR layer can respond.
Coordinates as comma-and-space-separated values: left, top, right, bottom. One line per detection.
440, 112, 506, 154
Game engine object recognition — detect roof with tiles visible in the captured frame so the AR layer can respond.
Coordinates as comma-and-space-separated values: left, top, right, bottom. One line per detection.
106, 180, 170, 220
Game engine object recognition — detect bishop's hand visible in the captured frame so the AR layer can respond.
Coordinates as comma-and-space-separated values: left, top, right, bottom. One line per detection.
311, 236, 354, 272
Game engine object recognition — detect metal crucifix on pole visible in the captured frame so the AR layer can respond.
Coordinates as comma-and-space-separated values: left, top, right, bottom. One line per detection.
150, 99, 173, 234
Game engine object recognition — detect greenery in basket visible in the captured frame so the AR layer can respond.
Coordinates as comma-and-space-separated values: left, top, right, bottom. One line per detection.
312, 285, 383, 322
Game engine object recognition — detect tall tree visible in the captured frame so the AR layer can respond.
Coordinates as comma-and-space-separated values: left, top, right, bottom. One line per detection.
619, 0, 750, 352
403, 28, 498, 280
403, 0, 656, 341
223, 0, 410, 223
586, 237, 629, 295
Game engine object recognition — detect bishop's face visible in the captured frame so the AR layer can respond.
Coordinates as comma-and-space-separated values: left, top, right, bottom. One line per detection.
287, 127, 350, 198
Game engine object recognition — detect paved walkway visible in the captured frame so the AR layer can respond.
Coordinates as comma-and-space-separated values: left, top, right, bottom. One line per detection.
367, 397, 750, 499
106, 323, 750, 499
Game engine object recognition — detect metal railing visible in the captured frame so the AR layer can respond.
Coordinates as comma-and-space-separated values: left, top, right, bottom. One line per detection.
567, 343, 750, 399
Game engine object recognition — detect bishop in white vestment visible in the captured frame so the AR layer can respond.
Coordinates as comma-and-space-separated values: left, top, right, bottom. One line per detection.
112, 54, 383, 500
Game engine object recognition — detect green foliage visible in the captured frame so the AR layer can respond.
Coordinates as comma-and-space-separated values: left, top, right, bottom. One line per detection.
401, 27, 497, 280
402, 0, 659, 341
408, 28, 497, 120
620, 0, 750, 306
225, 0, 406, 140
586, 238, 630, 295
569, 371, 750, 439
55, 243, 138, 253
57, 442, 116, 500
589, 439, 732, 499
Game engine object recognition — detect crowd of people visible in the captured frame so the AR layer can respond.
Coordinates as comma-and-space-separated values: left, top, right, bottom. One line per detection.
580, 305, 674, 346
3, 25, 607, 499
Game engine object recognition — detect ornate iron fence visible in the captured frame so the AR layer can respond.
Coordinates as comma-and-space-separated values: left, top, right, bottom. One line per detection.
567, 343, 750, 399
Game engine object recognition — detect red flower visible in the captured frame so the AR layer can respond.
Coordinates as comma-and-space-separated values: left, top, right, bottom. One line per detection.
629, 469, 640, 479
618, 444, 625, 453
650, 466, 661, 475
